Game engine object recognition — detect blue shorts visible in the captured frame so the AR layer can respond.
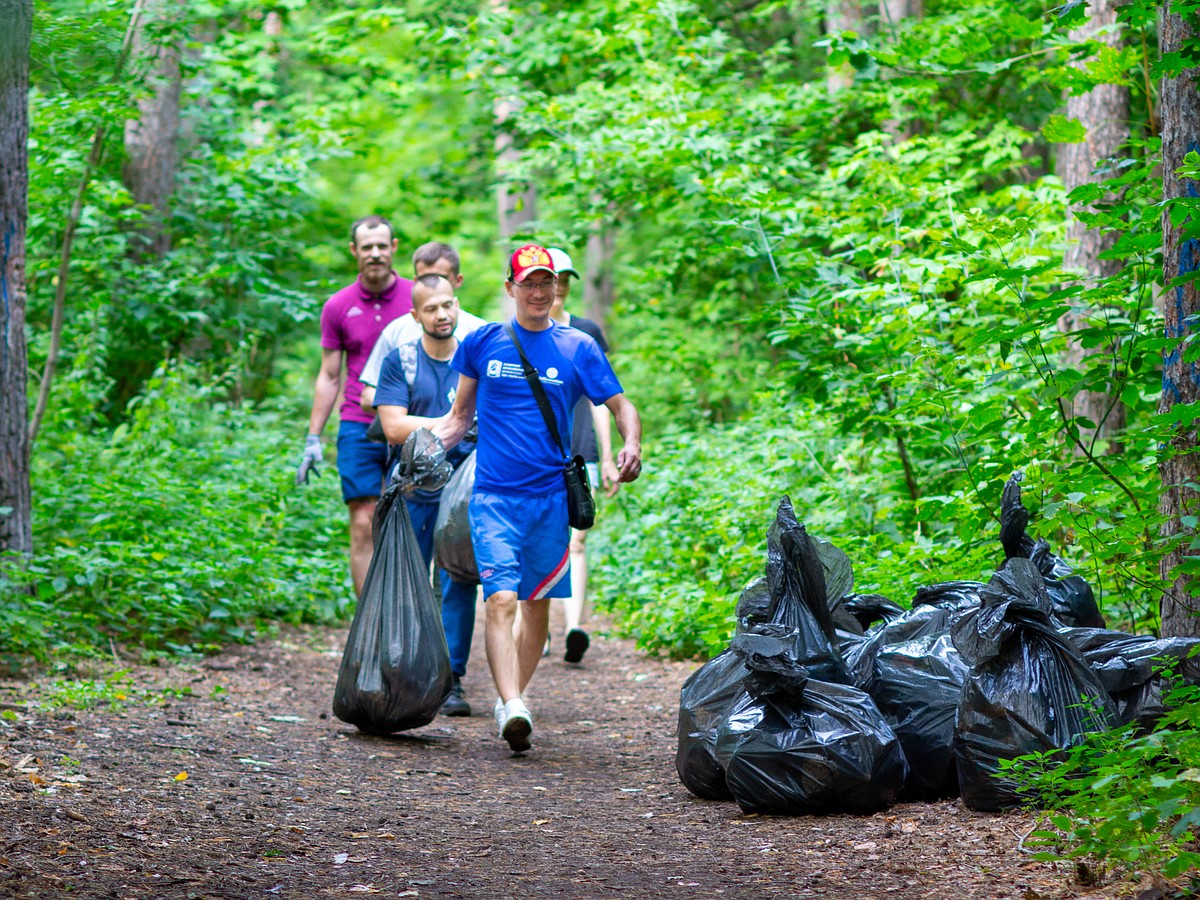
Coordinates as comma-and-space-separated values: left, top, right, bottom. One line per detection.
469, 491, 571, 600
336, 420, 388, 503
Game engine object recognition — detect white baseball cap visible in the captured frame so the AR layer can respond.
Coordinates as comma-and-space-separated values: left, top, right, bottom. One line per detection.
547, 247, 579, 278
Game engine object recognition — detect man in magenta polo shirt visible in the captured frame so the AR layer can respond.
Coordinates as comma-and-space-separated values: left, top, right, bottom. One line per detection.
295, 215, 414, 596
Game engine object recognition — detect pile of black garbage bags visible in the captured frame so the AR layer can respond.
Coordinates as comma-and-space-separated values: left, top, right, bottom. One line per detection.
677, 474, 1200, 814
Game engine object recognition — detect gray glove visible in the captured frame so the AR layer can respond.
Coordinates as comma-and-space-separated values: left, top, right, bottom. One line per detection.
295, 433, 322, 485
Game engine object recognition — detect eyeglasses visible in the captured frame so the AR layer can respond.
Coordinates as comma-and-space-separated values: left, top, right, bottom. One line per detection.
516, 279, 556, 292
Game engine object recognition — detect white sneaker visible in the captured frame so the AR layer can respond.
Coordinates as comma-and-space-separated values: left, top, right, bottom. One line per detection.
493, 697, 505, 732
500, 698, 532, 752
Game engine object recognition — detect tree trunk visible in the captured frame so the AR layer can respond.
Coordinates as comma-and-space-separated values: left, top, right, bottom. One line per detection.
1056, 0, 1130, 456
1158, 2, 1200, 638
123, 0, 182, 258
879, 0, 922, 30
583, 210, 615, 330
0, 0, 33, 555
825, 1, 865, 95
491, 0, 536, 316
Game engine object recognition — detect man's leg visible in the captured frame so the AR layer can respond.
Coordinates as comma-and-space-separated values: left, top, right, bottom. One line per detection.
442, 575, 478, 677
562, 527, 590, 662
486, 591, 522, 703
347, 498, 376, 596
439, 575, 477, 717
405, 498, 438, 570
337, 420, 388, 597
514, 598, 550, 693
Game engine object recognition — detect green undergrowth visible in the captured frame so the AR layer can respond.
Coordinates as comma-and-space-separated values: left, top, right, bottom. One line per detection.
588, 397, 1004, 659
588, 393, 1159, 660
0, 361, 350, 667
1004, 683, 1200, 892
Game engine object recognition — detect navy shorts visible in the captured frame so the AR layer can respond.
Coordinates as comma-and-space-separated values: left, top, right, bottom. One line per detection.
469, 491, 571, 600
336, 420, 388, 503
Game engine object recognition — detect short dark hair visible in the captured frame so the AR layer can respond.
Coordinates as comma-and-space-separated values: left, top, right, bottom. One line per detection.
350, 215, 393, 244
412, 241, 460, 275
414, 273, 452, 291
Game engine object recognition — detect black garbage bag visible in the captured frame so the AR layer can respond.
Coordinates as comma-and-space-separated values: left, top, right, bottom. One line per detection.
733, 576, 772, 635
333, 445, 454, 735
871, 632, 969, 800
952, 559, 1117, 810
845, 587, 978, 691
842, 594, 907, 632
816, 540, 864, 637
434, 452, 478, 585
1061, 627, 1200, 729
714, 626, 908, 815
765, 497, 850, 685
998, 472, 1104, 629
675, 649, 750, 801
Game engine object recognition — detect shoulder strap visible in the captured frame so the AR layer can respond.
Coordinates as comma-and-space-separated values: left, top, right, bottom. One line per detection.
504, 322, 568, 459
396, 339, 420, 389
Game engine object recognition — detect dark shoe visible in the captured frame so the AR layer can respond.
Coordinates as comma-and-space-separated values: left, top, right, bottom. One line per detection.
441, 677, 471, 717
564, 628, 590, 664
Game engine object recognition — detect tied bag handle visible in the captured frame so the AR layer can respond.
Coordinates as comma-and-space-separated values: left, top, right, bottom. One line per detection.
503, 322, 569, 461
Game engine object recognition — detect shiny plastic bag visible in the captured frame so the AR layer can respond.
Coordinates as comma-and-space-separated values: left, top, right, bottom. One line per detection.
952, 560, 1117, 810
332, 478, 453, 734
1062, 627, 1200, 729
998, 472, 1104, 628
764, 497, 850, 685
675, 649, 750, 801
871, 632, 969, 799
714, 628, 908, 815
433, 452, 478, 585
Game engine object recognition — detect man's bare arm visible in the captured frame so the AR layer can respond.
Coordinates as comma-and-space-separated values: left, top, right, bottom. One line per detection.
591, 402, 620, 497
430, 375, 477, 450
306, 347, 343, 436
379, 405, 445, 446
603, 393, 642, 483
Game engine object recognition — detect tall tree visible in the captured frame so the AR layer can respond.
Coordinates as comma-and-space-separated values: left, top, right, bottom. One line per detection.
1157, 1, 1200, 638
0, 0, 33, 554
582, 213, 615, 328
825, 0, 865, 94
123, 0, 183, 258
1056, 0, 1130, 455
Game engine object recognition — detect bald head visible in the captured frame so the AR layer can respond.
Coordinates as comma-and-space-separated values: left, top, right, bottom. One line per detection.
411, 274, 459, 342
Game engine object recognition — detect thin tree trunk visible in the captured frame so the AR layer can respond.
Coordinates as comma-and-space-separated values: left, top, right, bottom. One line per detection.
123, 0, 182, 258
1056, 0, 1130, 456
1157, 1, 1200, 638
825, 1, 865, 95
0, 0, 33, 554
583, 207, 615, 330
491, 0, 535, 316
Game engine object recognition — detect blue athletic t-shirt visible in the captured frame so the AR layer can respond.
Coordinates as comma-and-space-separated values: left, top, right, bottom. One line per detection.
376, 339, 475, 500
452, 319, 622, 496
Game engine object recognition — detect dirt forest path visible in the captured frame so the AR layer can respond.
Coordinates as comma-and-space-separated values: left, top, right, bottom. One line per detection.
0, 606, 1114, 900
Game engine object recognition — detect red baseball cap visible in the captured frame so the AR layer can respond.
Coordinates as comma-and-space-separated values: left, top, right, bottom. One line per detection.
507, 244, 556, 283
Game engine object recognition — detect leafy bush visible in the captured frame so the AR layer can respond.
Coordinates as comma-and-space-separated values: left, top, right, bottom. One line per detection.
1, 360, 350, 664
590, 393, 1002, 658
1003, 684, 1200, 889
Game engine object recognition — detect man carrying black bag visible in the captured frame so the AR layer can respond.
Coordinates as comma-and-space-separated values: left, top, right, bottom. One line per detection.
432, 244, 643, 753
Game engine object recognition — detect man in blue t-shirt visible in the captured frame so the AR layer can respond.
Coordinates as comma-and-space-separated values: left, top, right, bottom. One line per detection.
432, 244, 643, 754
376, 273, 481, 718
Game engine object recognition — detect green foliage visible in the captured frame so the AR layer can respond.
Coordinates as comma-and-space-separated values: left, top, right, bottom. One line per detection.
1, 360, 350, 663
1003, 684, 1200, 885
591, 393, 1000, 658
